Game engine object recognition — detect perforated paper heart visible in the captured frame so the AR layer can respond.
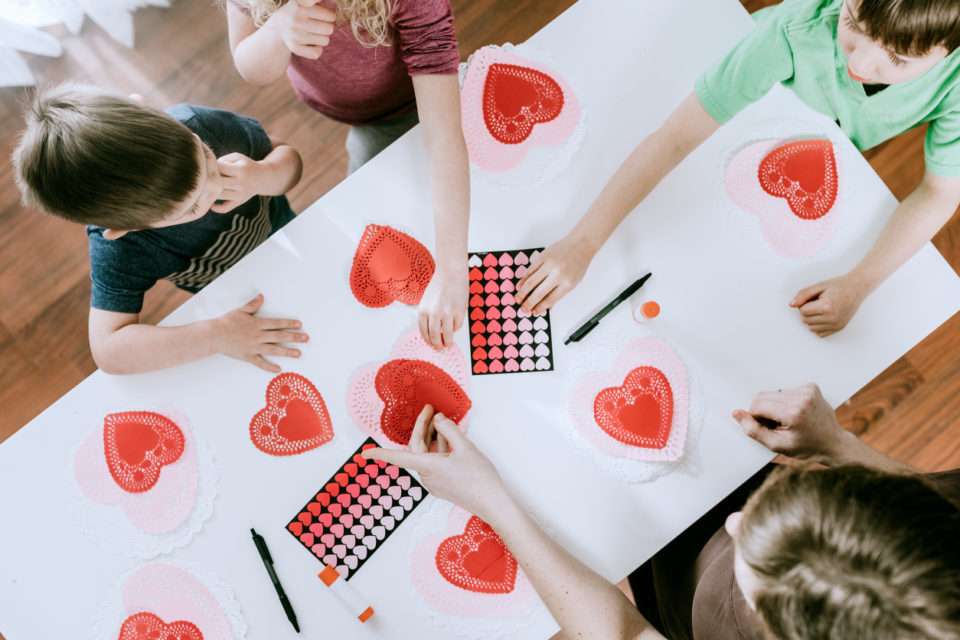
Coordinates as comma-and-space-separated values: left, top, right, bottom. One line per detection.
350, 224, 435, 308
483, 64, 563, 145
119, 612, 203, 640
594, 367, 673, 449
249, 373, 333, 456
375, 359, 472, 445
759, 140, 837, 220
104, 411, 185, 493
436, 516, 517, 594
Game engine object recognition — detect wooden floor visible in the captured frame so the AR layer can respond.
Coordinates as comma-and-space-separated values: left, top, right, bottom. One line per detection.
1, 5, 958, 466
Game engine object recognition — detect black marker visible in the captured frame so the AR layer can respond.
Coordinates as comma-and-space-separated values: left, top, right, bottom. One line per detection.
251, 528, 300, 633
565, 273, 652, 344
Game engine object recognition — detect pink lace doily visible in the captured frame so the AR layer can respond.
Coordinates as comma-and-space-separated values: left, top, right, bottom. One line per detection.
94, 561, 246, 640
347, 330, 471, 449
69, 409, 217, 558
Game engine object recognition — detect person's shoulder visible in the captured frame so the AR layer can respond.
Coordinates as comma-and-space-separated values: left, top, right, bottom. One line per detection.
166, 103, 269, 159
166, 103, 261, 136
758, 0, 841, 30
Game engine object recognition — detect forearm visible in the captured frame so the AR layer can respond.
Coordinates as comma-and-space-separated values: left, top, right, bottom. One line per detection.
228, 9, 292, 85
822, 429, 920, 474
256, 144, 303, 195
426, 135, 470, 275
91, 321, 218, 375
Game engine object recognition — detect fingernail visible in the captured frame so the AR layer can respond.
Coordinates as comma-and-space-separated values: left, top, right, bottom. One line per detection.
293, 321, 301, 328
294, 351, 301, 357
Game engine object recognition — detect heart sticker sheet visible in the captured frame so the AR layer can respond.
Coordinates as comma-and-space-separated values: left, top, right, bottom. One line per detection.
468, 249, 554, 375
350, 223, 435, 308
249, 372, 334, 456
287, 438, 427, 579
68, 409, 217, 558
724, 134, 844, 258
94, 561, 246, 640
566, 335, 705, 483
347, 330, 472, 448
460, 43, 584, 188
408, 499, 545, 639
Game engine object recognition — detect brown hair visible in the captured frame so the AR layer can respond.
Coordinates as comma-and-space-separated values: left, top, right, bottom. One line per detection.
855, 0, 960, 55
737, 464, 960, 639
232, 0, 392, 47
12, 83, 201, 230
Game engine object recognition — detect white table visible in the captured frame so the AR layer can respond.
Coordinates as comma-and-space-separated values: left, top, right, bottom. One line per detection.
2, 0, 959, 638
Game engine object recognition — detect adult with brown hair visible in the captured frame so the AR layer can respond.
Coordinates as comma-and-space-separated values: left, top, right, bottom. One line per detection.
224, 0, 471, 351
367, 386, 960, 639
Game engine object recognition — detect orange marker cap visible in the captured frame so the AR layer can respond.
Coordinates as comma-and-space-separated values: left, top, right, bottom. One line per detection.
359, 606, 374, 622
319, 565, 340, 586
640, 301, 660, 319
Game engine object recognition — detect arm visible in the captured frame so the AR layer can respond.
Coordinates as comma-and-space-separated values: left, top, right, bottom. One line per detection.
211, 139, 303, 213
225, 0, 335, 86
412, 74, 471, 348
366, 409, 663, 640
516, 92, 720, 313
89, 294, 307, 374
791, 172, 960, 336
733, 383, 919, 474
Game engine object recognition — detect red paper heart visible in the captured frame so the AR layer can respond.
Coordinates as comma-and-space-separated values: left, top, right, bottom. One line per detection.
250, 373, 334, 456
758, 139, 837, 220
374, 359, 471, 445
103, 411, 184, 494
119, 612, 203, 640
483, 63, 564, 145
594, 366, 673, 449
436, 516, 517, 594
350, 224, 435, 308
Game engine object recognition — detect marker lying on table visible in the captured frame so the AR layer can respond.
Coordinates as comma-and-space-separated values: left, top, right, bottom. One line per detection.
319, 565, 374, 622
251, 528, 300, 633
565, 273, 652, 344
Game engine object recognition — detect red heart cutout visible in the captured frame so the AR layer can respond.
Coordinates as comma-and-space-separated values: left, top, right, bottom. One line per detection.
436, 516, 517, 594
594, 366, 673, 449
350, 224, 435, 308
288, 521, 303, 536
103, 411, 184, 494
250, 373, 334, 456
483, 63, 564, 145
119, 612, 202, 640
374, 359, 471, 445
758, 139, 837, 220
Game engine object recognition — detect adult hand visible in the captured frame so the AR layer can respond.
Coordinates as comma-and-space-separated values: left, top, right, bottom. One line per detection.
418, 270, 467, 349
362, 406, 509, 523
790, 273, 868, 337
210, 152, 263, 213
209, 294, 308, 373
732, 383, 848, 463
267, 0, 336, 60
515, 234, 594, 314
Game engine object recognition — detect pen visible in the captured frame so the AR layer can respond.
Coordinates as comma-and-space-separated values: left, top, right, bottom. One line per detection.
251, 528, 300, 633
564, 273, 652, 345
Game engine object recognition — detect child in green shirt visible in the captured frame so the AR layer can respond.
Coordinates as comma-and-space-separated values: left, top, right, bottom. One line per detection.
516, 0, 960, 337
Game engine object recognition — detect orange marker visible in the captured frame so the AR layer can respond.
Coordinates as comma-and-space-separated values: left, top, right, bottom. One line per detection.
318, 565, 374, 623
634, 301, 660, 322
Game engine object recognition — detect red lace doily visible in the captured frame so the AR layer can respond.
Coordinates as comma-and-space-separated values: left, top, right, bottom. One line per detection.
436, 516, 517, 594
350, 224, 435, 308
249, 373, 334, 456
374, 359, 471, 445
758, 139, 837, 220
103, 411, 185, 494
483, 64, 564, 145
118, 611, 203, 640
593, 366, 673, 449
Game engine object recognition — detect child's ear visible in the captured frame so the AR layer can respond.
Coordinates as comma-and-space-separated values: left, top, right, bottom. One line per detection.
102, 229, 129, 240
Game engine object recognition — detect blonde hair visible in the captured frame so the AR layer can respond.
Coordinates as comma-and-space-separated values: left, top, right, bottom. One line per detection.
237, 0, 392, 47
737, 465, 960, 640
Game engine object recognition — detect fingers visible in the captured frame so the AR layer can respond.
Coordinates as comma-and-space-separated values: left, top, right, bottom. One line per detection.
410, 405, 436, 454
733, 409, 778, 450
530, 284, 565, 315
418, 310, 431, 347
441, 314, 454, 349
258, 344, 301, 358
428, 315, 443, 350
249, 354, 281, 374
790, 283, 825, 307
433, 413, 470, 450
515, 262, 547, 309
257, 316, 303, 331
240, 293, 265, 314
437, 432, 449, 454
360, 446, 428, 472
798, 299, 828, 317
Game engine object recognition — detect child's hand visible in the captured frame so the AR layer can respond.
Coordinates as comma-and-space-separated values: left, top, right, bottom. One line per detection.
516, 234, 594, 314
790, 273, 868, 337
267, 0, 336, 60
418, 270, 467, 349
210, 153, 262, 213
209, 294, 308, 373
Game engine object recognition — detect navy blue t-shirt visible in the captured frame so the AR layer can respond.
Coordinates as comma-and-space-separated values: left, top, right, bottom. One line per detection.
87, 104, 296, 313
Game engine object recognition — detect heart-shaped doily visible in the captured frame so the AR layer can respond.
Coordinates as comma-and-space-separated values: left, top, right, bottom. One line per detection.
104, 411, 185, 493
436, 516, 517, 594
758, 139, 837, 220
350, 224, 435, 308
118, 612, 203, 640
375, 359, 472, 445
250, 373, 334, 456
483, 64, 564, 145
594, 366, 673, 449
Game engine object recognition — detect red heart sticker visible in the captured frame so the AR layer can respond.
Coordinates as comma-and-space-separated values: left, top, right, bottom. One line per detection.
594, 366, 673, 449
483, 63, 564, 145
103, 411, 185, 494
350, 224, 435, 308
374, 359, 471, 445
118, 612, 203, 640
250, 373, 334, 456
436, 516, 517, 594
758, 139, 837, 220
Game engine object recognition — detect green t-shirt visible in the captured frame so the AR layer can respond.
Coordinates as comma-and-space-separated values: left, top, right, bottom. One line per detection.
695, 0, 960, 176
